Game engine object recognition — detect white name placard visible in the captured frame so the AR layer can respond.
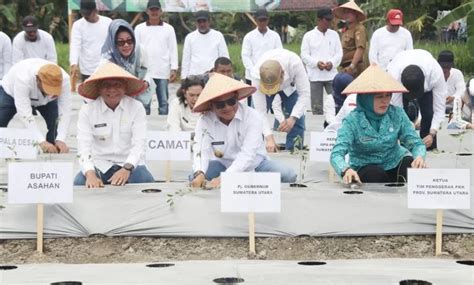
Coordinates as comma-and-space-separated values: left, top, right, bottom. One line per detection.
221, 172, 281, 213
8, 162, 73, 204
408, 169, 470, 209
146, 131, 191, 161
0, 128, 38, 159
309, 132, 337, 162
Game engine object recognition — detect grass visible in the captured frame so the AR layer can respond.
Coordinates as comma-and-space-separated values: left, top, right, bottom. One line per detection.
56, 41, 473, 79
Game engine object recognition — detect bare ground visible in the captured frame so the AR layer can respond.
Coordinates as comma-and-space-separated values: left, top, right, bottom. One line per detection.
1, 234, 473, 264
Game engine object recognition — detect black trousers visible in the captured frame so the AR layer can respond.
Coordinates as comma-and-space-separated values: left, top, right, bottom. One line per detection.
403, 90, 437, 150
357, 156, 414, 183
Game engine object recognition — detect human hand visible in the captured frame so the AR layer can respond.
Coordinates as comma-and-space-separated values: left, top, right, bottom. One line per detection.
422, 134, 434, 148
278, 117, 296, 133
265, 135, 279, 153
169, 70, 178, 82
411, 156, 426, 168
190, 172, 206, 188
55, 140, 69, 153
208, 177, 221, 188
325, 62, 333, 71
85, 170, 104, 188
317, 61, 326, 70
446, 96, 454, 104
40, 141, 58, 153
107, 168, 131, 186
70, 64, 78, 79
342, 168, 361, 185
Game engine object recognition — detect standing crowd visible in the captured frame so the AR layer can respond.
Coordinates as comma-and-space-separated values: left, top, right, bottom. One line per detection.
0, 0, 472, 188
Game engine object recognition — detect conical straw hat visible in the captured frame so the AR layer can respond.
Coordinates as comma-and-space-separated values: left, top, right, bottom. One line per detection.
78, 62, 147, 100
193, 73, 256, 112
333, 1, 366, 22
342, 64, 408, 95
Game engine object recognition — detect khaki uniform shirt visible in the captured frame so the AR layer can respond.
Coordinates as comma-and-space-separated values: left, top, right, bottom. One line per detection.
341, 23, 368, 77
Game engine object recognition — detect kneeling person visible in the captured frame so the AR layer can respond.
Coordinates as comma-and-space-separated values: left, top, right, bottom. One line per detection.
74, 62, 155, 188
191, 74, 296, 188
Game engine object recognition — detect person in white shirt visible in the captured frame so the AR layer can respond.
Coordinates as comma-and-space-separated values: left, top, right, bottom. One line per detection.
437, 50, 465, 114
190, 74, 296, 189
369, 9, 413, 71
447, 78, 472, 130
74, 62, 154, 188
250, 48, 310, 152
167, 76, 204, 132
181, 10, 229, 79
70, 0, 112, 81
241, 8, 282, 104
0, 58, 71, 153
135, 0, 178, 115
387, 49, 448, 150
0, 31, 11, 82
301, 7, 342, 115
12, 15, 57, 64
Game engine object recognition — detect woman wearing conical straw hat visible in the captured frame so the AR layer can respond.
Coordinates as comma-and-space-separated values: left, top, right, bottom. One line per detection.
330, 65, 427, 184
74, 62, 155, 188
333, 1, 369, 78
190, 73, 297, 189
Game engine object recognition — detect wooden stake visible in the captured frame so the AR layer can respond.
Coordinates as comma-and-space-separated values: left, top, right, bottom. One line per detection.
36, 203, 44, 253
68, 11, 77, 92
435, 209, 443, 256
329, 165, 336, 183
248, 212, 256, 254
165, 160, 171, 183
244, 12, 257, 27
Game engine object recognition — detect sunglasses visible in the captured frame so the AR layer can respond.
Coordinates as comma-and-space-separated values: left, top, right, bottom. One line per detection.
116, 39, 134, 47
212, 97, 237, 109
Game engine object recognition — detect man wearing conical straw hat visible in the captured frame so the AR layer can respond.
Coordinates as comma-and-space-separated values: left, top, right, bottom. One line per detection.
333, 0, 369, 78
330, 65, 426, 185
74, 62, 155, 188
190, 73, 296, 189
387, 49, 448, 151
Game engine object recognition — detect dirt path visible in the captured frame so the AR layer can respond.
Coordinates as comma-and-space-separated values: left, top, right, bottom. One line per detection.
1, 234, 473, 264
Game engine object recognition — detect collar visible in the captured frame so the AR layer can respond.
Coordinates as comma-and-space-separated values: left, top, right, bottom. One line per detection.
146, 19, 163, 26
98, 96, 125, 113
210, 102, 244, 124
24, 31, 41, 42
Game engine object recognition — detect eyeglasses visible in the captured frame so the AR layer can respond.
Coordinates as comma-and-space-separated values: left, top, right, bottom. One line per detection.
116, 39, 134, 47
212, 97, 238, 109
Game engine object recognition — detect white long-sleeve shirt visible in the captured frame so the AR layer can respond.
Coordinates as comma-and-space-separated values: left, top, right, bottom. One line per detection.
1, 58, 71, 142
324, 94, 357, 132
135, 21, 178, 79
387, 49, 447, 131
167, 97, 201, 132
193, 103, 268, 174
181, 29, 229, 78
77, 96, 147, 174
69, 16, 112, 76
0, 32, 12, 80
300, 27, 342, 82
241, 28, 282, 80
12, 30, 57, 64
250, 49, 311, 136
369, 26, 413, 70
446, 68, 465, 99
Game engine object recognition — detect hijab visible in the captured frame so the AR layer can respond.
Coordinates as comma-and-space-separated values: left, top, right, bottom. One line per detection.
356, 93, 386, 132
101, 19, 141, 74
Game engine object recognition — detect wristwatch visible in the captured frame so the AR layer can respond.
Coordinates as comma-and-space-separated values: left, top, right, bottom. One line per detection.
123, 163, 135, 172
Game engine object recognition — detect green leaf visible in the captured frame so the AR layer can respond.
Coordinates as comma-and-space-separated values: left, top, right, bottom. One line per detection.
434, 2, 474, 27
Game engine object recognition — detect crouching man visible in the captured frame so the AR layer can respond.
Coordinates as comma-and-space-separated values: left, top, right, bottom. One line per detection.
190, 73, 296, 189
74, 62, 155, 188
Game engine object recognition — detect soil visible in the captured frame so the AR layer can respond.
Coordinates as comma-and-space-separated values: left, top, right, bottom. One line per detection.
1, 234, 473, 264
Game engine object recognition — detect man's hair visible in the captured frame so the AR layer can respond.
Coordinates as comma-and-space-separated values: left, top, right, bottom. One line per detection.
214, 57, 232, 69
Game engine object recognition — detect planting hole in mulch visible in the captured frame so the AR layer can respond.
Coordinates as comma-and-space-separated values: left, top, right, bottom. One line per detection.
0, 265, 17, 270
213, 277, 245, 284
399, 280, 432, 285
297, 234, 310, 238
297, 261, 327, 266
385, 183, 405, 187
290, 183, 308, 188
343, 190, 363, 195
0, 187, 7, 192
456, 153, 472, 156
146, 263, 175, 268
141, 189, 162, 193
456, 260, 474, 266
50, 282, 83, 285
